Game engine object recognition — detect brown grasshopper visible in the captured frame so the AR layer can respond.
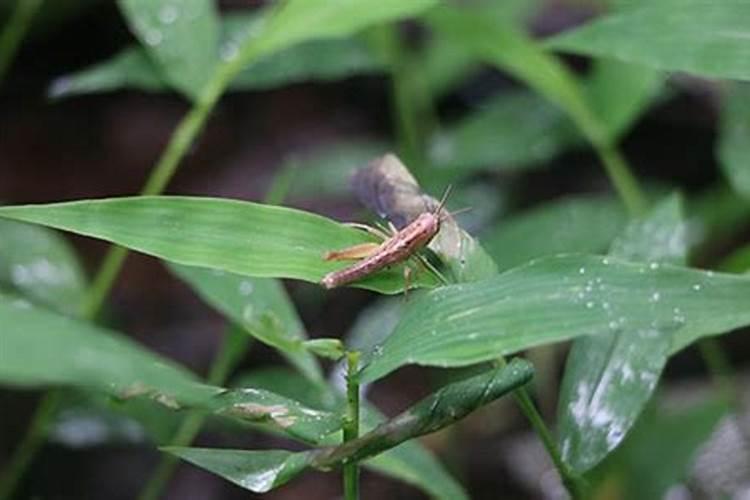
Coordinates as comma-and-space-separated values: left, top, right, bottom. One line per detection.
320, 188, 452, 290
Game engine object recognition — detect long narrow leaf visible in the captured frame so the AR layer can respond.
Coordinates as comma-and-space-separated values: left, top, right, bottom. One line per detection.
360, 254, 750, 383
168, 263, 322, 383
0, 196, 439, 294
546, 1, 750, 82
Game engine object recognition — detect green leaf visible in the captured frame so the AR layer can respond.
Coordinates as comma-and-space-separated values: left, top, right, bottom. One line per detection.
557, 196, 689, 473
594, 399, 727, 500
117, 0, 220, 99
428, 90, 577, 172
168, 263, 322, 382
359, 254, 750, 382
0, 196, 439, 294
313, 359, 534, 468
427, 6, 604, 147
480, 195, 628, 272
429, 60, 661, 174
718, 83, 750, 201
51, 37, 384, 98
163, 447, 313, 493
233, 368, 469, 500
208, 387, 341, 444
0, 219, 87, 315
0, 299, 216, 406
546, 1, 750, 82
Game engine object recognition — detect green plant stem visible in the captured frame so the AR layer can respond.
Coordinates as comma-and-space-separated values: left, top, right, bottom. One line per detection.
0, 0, 43, 83
514, 387, 586, 499
0, 33, 254, 500
343, 351, 361, 500
0, 390, 60, 500
595, 142, 648, 218
138, 328, 249, 500
493, 358, 585, 499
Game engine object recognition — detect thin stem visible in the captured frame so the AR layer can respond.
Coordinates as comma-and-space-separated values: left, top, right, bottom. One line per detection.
595, 142, 648, 218
0, 37, 248, 500
0, 391, 60, 500
137, 328, 249, 500
343, 351, 361, 500
493, 358, 585, 499
0, 0, 43, 83
514, 387, 586, 499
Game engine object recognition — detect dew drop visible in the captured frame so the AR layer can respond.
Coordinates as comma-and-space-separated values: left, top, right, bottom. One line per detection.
649, 262, 660, 270
586, 301, 595, 309
159, 5, 179, 24
145, 29, 163, 46
579, 267, 586, 275
692, 283, 702, 291
650, 292, 661, 302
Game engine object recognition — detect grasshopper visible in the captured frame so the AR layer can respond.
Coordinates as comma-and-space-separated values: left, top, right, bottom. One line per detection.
320, 188, 452, 290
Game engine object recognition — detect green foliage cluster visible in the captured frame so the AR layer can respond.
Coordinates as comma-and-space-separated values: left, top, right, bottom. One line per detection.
1, 1, 750, 499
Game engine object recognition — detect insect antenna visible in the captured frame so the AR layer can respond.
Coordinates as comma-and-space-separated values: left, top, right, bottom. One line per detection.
440, 206, 472, 222
433, 184, 453, 216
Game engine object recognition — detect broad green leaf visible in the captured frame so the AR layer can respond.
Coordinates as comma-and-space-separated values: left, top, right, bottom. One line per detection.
163, 447, 313, 493
208, 387, 340, 444
313, 359, 533, 468
427, 6, 605, 149
0, 196, 439, 294
0, 219, 87, 315
168, 263, 322, 382
429, 60, 661, 174
0, 300, 341, 442
718, 83, 750, 201
593, 399, 727, 500
0, 299, 216, 406
546, 1, 750, 82
585, 59, 663, 141
559, 195, 689, 472
51, 37, 384, 98
117, 0, 220, 99
428, 90, 578, 172
233, 368, 469, 500
481, 195, 628, 272
238, 0, 439, 69
359, 254, 750, 382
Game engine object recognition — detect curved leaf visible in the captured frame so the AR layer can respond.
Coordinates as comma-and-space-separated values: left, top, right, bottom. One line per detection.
168, 263, 322, 382
0, 219, 87, 315
546, 1, 750, 82
481, 195, 628, 272
360, 254, 750, 382
0, 196, 439, 294
118, 0, 220, 99
163, 447, 313, 493
558, 195, 689, 472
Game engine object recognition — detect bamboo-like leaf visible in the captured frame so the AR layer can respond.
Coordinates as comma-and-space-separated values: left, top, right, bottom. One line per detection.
0, 196, 439, 294
557, 197, 688, 472
0, 299, 216, 405
0, 219, 87, 315
594, 399, 727, 500
117, 0, 220, 99
480, 195, 628, 272
233, 367, 469, 500
208, 388, 340, 444
50, 37, 383, 98
163, 447, 313, 493
359, 254, 750, 383
718, 83, 750, 201
313, 359, 533, 468
546, 1, 750, 82
168, 263, 322, 382
0, 300, 343, 442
